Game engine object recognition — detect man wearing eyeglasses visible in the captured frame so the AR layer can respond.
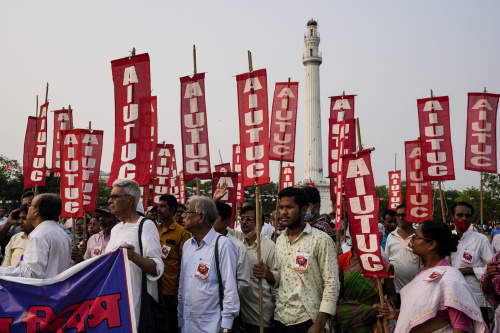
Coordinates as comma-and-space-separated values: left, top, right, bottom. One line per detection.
178, 196, 239, 333
237, 204, 275, 333
384, 204, 419, 308
450, 201, 493, 326
0, 193, 72, 278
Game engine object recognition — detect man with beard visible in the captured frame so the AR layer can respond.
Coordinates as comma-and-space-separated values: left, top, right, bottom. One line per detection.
253, 187, 339, 333
2, 204, 34, 267
450, 201, 493, 327
157, 194, 190, 333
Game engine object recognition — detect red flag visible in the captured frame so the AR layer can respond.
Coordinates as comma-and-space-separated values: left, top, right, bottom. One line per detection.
212, 172, 239, 228
179, 170, 186, 205
23, 117, 37, 189
108, 53, 152, 186
180, 73, 212, 181
280, 166, 295, 190
5, 164, 13, 172
151, 144, 173, 205
388, 171, 402, 209
334, 121, 347, 230
232, 144, 244, 203
81, 130, 103, 212
306, 182, 315, 187
343, 149, 387, 278
405, 140, 433, 223
26, 102, 49, 188
465, 92, 500, 173
170, 149, 180, 201
150, 96, 158, 179
52, 109, 71, 172
236, 69, 270, 187
417, 96, 455, 181
60, 129, 84, 218
269, 82, 299, 162
215, 163, 231, 172
329, 95, 356, 200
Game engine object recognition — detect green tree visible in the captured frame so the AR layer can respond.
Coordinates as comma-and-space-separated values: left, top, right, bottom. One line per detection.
0, 155, 24, 210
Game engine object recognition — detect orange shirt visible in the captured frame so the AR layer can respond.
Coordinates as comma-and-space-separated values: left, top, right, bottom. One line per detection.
157, 222, 191, 295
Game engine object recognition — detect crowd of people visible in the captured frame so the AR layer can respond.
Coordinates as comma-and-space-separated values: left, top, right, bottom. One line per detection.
2, 181, 500, 332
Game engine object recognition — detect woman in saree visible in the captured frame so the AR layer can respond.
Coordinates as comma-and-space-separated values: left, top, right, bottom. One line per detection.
378, 220, 487, 333
480, 251, 500, 331
336, 237, 397, 332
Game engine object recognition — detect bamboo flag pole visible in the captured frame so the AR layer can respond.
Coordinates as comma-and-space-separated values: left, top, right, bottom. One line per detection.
394, 153, 397, 172
356, 117, 387, 333
33, 95, 39, 196
218, 149, 223, 164
192, 45, 201, 196
247, 50, 264, 333
479, 87, 488, 234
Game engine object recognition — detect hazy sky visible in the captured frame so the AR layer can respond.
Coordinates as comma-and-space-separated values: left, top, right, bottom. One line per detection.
2, 1, 499, 191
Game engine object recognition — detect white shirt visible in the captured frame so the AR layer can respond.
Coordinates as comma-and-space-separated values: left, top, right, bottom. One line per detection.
0, 220, 71, 278
226, 232, 251, 296
385, 229, 419, 293
492, 233, 500, 253
105, 218, 164, 327
261, 223, 275, 239
240, 236, 276, 327
451, 230, 493, 307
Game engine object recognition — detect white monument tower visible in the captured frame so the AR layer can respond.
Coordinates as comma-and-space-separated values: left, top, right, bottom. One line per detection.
302, 19, 332, 213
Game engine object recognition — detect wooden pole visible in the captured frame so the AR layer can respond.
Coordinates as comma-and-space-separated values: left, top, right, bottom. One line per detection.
192, 45, 201, 196
193, 45, 197, 75
255, 185, 264, 333
356, 118, 362, 150
394, 153, 397, 172
83, 210, 87, 244
274, 160, 283, 242
218, 149, 223, 164
45, 83, 49, 103
438, 181, 446, 223
480, 172, 484, 233
376, 276, 389, 333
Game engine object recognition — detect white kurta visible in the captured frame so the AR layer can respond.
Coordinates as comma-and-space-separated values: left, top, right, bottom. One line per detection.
0, 220, 71, 279
451, 230, 493, 307
105, 218, 164, 327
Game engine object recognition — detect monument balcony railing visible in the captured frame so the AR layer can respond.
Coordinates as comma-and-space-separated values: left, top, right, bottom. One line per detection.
304, 32, 320, 38
302, 51, 322, 59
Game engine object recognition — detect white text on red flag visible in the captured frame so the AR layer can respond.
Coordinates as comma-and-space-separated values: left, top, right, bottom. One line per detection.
23, 117, 37, 189
152, 144, 173, 205
108, 53, 152, 186
236, 69, 270, 187
269, 82, 299, 162
180, 73, 212, 180
388, 171, 402, 209
60, 129, 83, 218
281, 166, 295, 190
417, 96, 455, 180
52, 109, 71, 172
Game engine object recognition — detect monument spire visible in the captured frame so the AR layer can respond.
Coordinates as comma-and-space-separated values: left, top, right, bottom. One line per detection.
303, 19, 323, 182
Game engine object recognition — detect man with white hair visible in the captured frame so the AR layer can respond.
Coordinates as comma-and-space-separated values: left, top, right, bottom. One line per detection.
178, 196, 239, 333
105, 179, 164, 328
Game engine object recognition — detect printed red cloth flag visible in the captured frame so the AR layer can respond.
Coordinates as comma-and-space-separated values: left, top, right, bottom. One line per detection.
417, 96, 455, 181
180, 73, 212, 180
236, 69, 270, 187
151, 143, 173, 205
306, 182, 315, 187
150, 96, 158, 179
212, 171, 239, 228
141, 186, 149, 210
281, 166, 295, 190
334, 121, 347, 230
23, 117, 37, 188
329, 95, 356, 185
465, 92, 500, 173
108, 53, 152, 186
269, 82, 299, 162
80, 129, 103, 212
215, 163, 231, 172
25, 103, 49, 188
179, 170, 186, 205
169, 149, 180, 201
388, 171, 402, 209
60, 129, 84, 218
405, 140, 433, 223
343, 149, 387, 278
232, 144, 244, 203
5, 164, 13, 172
52, 109, 71, 172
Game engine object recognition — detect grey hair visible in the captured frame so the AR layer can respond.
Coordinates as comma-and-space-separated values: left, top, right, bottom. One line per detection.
112, 179, 141, 209
187, 196, 218, 226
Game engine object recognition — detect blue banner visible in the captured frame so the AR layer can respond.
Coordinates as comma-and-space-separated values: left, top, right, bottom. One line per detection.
0, 248, 135, 332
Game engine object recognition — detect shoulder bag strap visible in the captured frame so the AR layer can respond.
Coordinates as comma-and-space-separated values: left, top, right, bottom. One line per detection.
215, 235, 224, 312
137, 217, 164, 298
